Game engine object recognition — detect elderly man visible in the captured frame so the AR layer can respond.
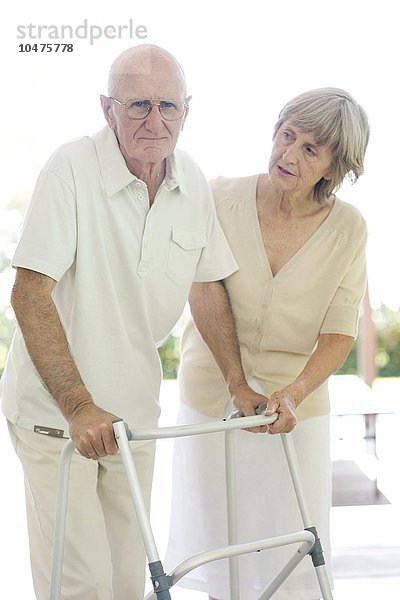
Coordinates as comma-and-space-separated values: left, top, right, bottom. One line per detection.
1, 44, 237, 599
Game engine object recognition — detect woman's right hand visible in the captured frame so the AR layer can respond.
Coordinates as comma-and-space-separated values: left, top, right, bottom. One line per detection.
264, 388, 298, 434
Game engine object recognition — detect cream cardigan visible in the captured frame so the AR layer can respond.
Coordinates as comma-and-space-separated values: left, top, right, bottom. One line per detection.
179, 174, 367, 421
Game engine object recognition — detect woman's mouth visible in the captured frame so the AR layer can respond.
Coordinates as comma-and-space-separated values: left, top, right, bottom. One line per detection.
277, 164, 294, 176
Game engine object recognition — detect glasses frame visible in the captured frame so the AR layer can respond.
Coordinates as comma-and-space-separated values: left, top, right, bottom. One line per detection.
109, 97, 188, 121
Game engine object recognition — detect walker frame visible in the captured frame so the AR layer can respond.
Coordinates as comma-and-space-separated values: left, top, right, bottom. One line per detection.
50, 410, 334, 599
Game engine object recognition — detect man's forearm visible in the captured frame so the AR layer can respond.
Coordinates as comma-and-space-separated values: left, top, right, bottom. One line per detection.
189, 281, 247, 394
11, 268, 93, 421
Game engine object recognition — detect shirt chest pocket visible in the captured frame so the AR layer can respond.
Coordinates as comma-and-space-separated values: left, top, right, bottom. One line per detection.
166, 228, 207, 285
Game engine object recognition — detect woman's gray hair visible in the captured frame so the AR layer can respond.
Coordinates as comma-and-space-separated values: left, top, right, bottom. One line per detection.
273, 88, 370, 203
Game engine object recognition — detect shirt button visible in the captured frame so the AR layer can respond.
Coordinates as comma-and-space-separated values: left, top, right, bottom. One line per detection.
135, 181, 142, 187
138, 194, 144, 200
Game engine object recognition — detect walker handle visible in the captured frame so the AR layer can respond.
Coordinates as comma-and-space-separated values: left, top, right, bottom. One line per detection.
227, 403, 269, 420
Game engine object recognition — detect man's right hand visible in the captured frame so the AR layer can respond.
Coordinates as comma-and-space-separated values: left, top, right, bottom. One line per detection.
68, 403, 120, 459
11, 269, 121, 459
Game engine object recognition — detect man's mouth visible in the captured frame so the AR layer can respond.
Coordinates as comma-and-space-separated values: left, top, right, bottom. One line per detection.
139, 136, 166, 141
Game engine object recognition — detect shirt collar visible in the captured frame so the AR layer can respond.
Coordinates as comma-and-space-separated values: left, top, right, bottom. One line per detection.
93, 125, 189, 198
164, 151, 189, 198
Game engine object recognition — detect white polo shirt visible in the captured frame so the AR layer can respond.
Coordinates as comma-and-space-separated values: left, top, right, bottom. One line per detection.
1, 126, 238, 434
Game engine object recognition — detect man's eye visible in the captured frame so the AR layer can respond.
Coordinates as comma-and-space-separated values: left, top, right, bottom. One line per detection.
160, 101, 176, 109
130, 100, 151, 108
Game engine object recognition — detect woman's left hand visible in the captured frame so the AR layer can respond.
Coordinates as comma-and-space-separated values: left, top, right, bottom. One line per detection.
264, 389, 297, 434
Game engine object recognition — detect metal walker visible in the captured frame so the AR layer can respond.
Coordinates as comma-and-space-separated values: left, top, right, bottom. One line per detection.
50, 408, 334, 599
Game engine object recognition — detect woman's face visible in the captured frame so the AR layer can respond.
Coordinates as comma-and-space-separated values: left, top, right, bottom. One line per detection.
268, 122, 333, 197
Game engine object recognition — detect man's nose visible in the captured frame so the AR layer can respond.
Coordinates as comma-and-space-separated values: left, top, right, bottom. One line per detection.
144, 105, 164, 131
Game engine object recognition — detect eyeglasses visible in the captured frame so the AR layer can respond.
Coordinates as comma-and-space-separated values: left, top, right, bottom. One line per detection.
109, 97, 188, 121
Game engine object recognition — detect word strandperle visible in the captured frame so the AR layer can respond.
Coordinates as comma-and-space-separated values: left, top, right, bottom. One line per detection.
17, 19, 148, 46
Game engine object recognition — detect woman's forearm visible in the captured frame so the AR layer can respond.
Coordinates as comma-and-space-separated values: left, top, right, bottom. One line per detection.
285, 333, 354, 406
265, 332, 354, 434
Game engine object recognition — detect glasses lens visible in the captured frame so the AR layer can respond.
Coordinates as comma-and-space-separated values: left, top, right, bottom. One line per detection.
125, 100, 152, 119
125, 99, 185, 120
159, 101, 185, 120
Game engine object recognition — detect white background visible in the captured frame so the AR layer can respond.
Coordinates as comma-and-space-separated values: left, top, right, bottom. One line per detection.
1, 0, 399, 309
0, 2, 399, 598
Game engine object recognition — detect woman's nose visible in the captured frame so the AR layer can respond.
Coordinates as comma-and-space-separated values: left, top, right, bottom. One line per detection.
282, 144, 298, 164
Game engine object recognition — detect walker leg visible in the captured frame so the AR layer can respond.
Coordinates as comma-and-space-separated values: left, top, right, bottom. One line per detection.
315, 565, 334, 600
280, 433, 334, 600
49, 440, 76, 600
225, 429, 240, 600
113, 420, 172, 599
257, 540, 316, 600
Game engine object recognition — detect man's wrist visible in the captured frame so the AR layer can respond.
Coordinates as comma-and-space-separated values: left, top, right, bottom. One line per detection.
60, 386, 94, 422
227, 377, 249, 397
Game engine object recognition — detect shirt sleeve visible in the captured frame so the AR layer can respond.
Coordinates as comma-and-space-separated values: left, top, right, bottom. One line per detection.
193, 184, 238, 283
320, 221, 367, 337
12, 161, 77, 282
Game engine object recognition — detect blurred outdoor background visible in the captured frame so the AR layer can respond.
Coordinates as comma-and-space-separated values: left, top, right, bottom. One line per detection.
1, 1, 399, 598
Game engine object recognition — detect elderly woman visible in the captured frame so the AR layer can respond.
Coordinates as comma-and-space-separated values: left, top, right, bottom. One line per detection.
165, 88, 369, 600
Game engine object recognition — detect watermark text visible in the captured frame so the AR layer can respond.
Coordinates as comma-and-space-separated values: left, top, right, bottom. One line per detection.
17, 19, 148, 46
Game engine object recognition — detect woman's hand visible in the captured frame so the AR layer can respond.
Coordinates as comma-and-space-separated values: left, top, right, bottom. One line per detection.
264, 388, 297, 434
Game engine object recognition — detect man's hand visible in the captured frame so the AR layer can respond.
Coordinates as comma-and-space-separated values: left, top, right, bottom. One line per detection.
68, 404, 120, 459
11, 269, 121, 457
264, 389, 297, 434
231, 383, 271, 433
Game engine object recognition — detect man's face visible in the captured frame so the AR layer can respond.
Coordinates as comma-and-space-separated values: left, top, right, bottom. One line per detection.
101, 58, 190, 169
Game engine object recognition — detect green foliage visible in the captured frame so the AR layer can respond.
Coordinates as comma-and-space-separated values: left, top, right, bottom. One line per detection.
158, 334, 180, 379
337, 340, 358, 375
374, 305, 400, 376
0, 310, 15, 376
338, 305, 400, 377
1, 189, 399, 383
3, 306, 400, 380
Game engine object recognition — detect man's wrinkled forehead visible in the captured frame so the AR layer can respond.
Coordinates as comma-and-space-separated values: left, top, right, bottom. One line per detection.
109, 48, 186, 99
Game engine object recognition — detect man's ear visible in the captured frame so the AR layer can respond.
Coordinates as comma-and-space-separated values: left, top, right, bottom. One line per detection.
181, 95, 192, 130
100, 95, 116, 131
